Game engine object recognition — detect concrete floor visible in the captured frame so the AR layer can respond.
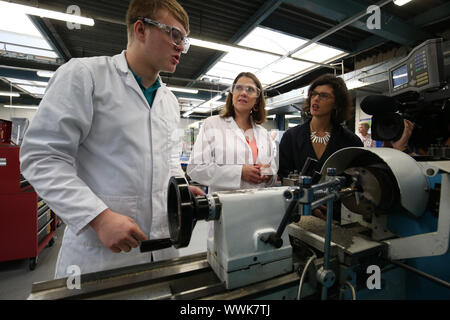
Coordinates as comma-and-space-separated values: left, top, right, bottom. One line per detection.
0, 224, 63, 300
0, 220, 208, 300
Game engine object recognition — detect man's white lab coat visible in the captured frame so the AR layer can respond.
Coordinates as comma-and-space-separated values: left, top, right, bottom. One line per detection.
20, 51, 185, 278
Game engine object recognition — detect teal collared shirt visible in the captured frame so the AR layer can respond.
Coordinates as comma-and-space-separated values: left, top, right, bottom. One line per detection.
129, 68, 161, 107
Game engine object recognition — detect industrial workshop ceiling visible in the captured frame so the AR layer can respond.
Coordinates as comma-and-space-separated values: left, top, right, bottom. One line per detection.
0, 0, 449, 118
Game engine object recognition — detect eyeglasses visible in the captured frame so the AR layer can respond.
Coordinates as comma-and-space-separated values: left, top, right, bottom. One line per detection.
310, 91, 334, 100
231, 84, 261, 97
132, 17, 190, 54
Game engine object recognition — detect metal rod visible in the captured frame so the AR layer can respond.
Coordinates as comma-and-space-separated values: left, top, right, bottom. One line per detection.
309, 177, 343, 193
321, 198, 335, 300
384, 259, 450, 289
311, 193, 336, 211
0, 41, 55, 52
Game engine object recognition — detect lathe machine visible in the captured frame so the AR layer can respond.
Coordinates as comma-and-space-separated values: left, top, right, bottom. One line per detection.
28, 147, 450, 300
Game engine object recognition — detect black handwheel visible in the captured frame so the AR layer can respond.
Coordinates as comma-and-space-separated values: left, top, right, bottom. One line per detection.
167, 176, 221, 249
167, 176, 195, 248
141, 176, 222, 253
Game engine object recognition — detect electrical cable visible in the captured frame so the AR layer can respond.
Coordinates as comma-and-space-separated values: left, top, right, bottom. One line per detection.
344, 281, 356, 300
296, 254, 317, 300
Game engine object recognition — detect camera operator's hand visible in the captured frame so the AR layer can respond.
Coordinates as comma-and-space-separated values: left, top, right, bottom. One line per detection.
392, 119, 414, 152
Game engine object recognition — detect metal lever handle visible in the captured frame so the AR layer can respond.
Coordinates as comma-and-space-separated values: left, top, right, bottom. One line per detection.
261, 192, 300, 248
140, 238, 173, 252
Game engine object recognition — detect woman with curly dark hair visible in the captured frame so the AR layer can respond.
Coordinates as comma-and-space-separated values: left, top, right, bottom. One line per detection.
278, 74, 362, 220
278, 73, 362, 180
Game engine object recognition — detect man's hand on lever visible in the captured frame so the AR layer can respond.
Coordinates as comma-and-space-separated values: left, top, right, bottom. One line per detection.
90, 208, 148, 253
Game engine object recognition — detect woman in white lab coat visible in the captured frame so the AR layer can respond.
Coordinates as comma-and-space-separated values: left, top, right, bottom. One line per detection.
187, 72, 277, 193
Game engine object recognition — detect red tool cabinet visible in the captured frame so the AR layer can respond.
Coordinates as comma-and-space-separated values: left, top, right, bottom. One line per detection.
0, 144, 57, 270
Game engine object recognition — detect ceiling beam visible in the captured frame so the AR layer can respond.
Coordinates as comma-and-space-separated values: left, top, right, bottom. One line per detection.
0, 67, 50, 82
0, 56, 60, 71
284, 0, 431, 46
409, 2, 450, 27
355, 2, 450, 56
0, 96, 41, 105
29, 16, 73, 62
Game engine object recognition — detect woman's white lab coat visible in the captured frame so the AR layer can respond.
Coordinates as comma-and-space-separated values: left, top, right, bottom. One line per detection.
20, 51, 185, 278
187, 115, 277, 193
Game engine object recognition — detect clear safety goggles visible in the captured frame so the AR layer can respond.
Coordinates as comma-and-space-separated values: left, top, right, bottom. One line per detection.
231, 84, 261, 98
133, 17, 190, 54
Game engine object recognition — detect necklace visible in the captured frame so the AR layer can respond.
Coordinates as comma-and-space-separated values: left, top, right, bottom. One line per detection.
311, 131, 330, 144
310, 123, 330, 144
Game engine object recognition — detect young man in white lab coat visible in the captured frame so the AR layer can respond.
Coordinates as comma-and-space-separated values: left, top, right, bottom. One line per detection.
20, 0, 203, 279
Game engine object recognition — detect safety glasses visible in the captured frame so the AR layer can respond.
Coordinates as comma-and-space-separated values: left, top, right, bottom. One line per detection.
231, 84, 261, 98
133, 17, 190, 54
310, 91, 334, 100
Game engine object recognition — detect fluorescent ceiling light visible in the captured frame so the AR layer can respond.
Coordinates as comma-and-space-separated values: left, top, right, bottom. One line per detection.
210, 94, 223, 102
0, 7, 61, 60
37, 70, 55, 78
3, 105, 38, 110
285, 115, 301, 119
203, 27, 346, 87
4, 77, 48, 87
194, 101, 224, 114
0, 91, 20, 97
345, 78, 376, 90
267, 115, 301, 119
184, 107, 214, 113
0, 1, 94, 26
167, 86, 199, 94
4, 77, 48, 97
239, 27, 308, 56
190, 39, 237, 53
16, 85, 46, 96
189, 27, 347, 115
182, 100, 224, 117
178, 97, 206, 103
393, 0, 412, 6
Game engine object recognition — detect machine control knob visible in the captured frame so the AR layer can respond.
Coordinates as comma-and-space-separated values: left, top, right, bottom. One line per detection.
316, 267, 336, 288
283, 190, 293, 200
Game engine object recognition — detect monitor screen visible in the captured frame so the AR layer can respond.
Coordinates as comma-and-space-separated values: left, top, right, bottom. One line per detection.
391, 64, 408, 88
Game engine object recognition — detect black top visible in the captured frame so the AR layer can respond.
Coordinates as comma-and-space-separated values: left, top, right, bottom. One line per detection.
278, 120, 363, 178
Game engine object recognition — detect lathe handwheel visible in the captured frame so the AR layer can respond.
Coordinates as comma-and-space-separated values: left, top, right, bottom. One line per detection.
167, 176, 195, 248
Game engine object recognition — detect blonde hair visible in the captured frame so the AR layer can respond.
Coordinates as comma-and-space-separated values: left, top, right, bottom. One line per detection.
359, 122, 370, 130
126, 0, 189, 45
220, 72, 267, 124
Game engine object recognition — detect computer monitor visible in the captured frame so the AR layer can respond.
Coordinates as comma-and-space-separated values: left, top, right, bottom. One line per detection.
388, 38, 444, 96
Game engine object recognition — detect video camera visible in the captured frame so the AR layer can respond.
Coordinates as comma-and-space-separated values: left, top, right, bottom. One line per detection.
361, 39, 450, 157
